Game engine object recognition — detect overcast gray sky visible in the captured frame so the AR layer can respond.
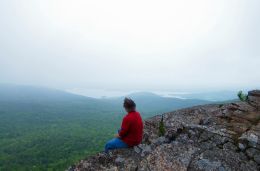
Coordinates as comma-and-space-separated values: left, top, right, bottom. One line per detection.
0, 0, 259, 92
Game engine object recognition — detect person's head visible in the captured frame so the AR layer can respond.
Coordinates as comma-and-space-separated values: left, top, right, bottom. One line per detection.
123, 98, 136, 113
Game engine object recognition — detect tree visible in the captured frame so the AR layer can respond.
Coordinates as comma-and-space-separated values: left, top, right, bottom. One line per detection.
237, 91, 248, 102
158, 115, 165, 137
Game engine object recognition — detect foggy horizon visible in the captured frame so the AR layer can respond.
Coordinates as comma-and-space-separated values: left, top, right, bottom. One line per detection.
1, 0, 260, 92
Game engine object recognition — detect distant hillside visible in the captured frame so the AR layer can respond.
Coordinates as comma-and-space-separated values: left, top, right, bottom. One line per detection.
0, 84, 89, 102
168, 91, 238, 101
101, 92, 210, 116
0, 84, 211, 117
0, 84, 119, 114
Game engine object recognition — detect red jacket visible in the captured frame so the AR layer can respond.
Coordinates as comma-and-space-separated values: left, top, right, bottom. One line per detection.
119, 111, 143, 147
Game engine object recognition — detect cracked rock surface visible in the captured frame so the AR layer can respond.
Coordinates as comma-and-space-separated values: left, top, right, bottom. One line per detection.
68, 90, 260, 171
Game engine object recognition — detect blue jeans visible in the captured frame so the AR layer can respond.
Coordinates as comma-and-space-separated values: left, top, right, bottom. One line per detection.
105, 138, 129, 153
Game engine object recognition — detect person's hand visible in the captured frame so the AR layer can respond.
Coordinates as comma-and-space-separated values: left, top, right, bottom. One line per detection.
114, 134, 120, 138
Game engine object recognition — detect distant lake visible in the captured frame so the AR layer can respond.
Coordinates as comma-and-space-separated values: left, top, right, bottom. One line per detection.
66, 88, 238, 101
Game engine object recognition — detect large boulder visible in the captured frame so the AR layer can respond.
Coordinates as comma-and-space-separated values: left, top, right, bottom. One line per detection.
248, 90, 260, 108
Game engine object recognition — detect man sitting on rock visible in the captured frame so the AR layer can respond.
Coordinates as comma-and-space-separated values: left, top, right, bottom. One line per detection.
105, 98, 143, 153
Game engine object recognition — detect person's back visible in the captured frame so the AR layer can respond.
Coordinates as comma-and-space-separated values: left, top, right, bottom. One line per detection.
105, 98, 143, 153
119, 111, 143, 147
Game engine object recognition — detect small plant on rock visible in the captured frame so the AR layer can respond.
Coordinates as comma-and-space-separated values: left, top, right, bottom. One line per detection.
237, 91, 248, 102
159, 115, 166, 137
218, 104, 224, 108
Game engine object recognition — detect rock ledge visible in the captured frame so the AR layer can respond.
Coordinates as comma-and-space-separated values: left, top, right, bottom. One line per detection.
69, 90, 260, 171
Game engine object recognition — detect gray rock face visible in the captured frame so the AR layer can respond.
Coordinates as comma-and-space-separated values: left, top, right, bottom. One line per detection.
254, 154, 260, 164
248, 90, 260, 108
69, 90, 260, 171
239, 143, 247, 151
195, 159, 223, 171
115, 156, 125, 164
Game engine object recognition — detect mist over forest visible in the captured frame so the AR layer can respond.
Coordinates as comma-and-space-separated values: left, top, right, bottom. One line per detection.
0, 0, 260, 170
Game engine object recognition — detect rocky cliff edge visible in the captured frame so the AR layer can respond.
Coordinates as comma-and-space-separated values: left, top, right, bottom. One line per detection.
69, 90, 260, 171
